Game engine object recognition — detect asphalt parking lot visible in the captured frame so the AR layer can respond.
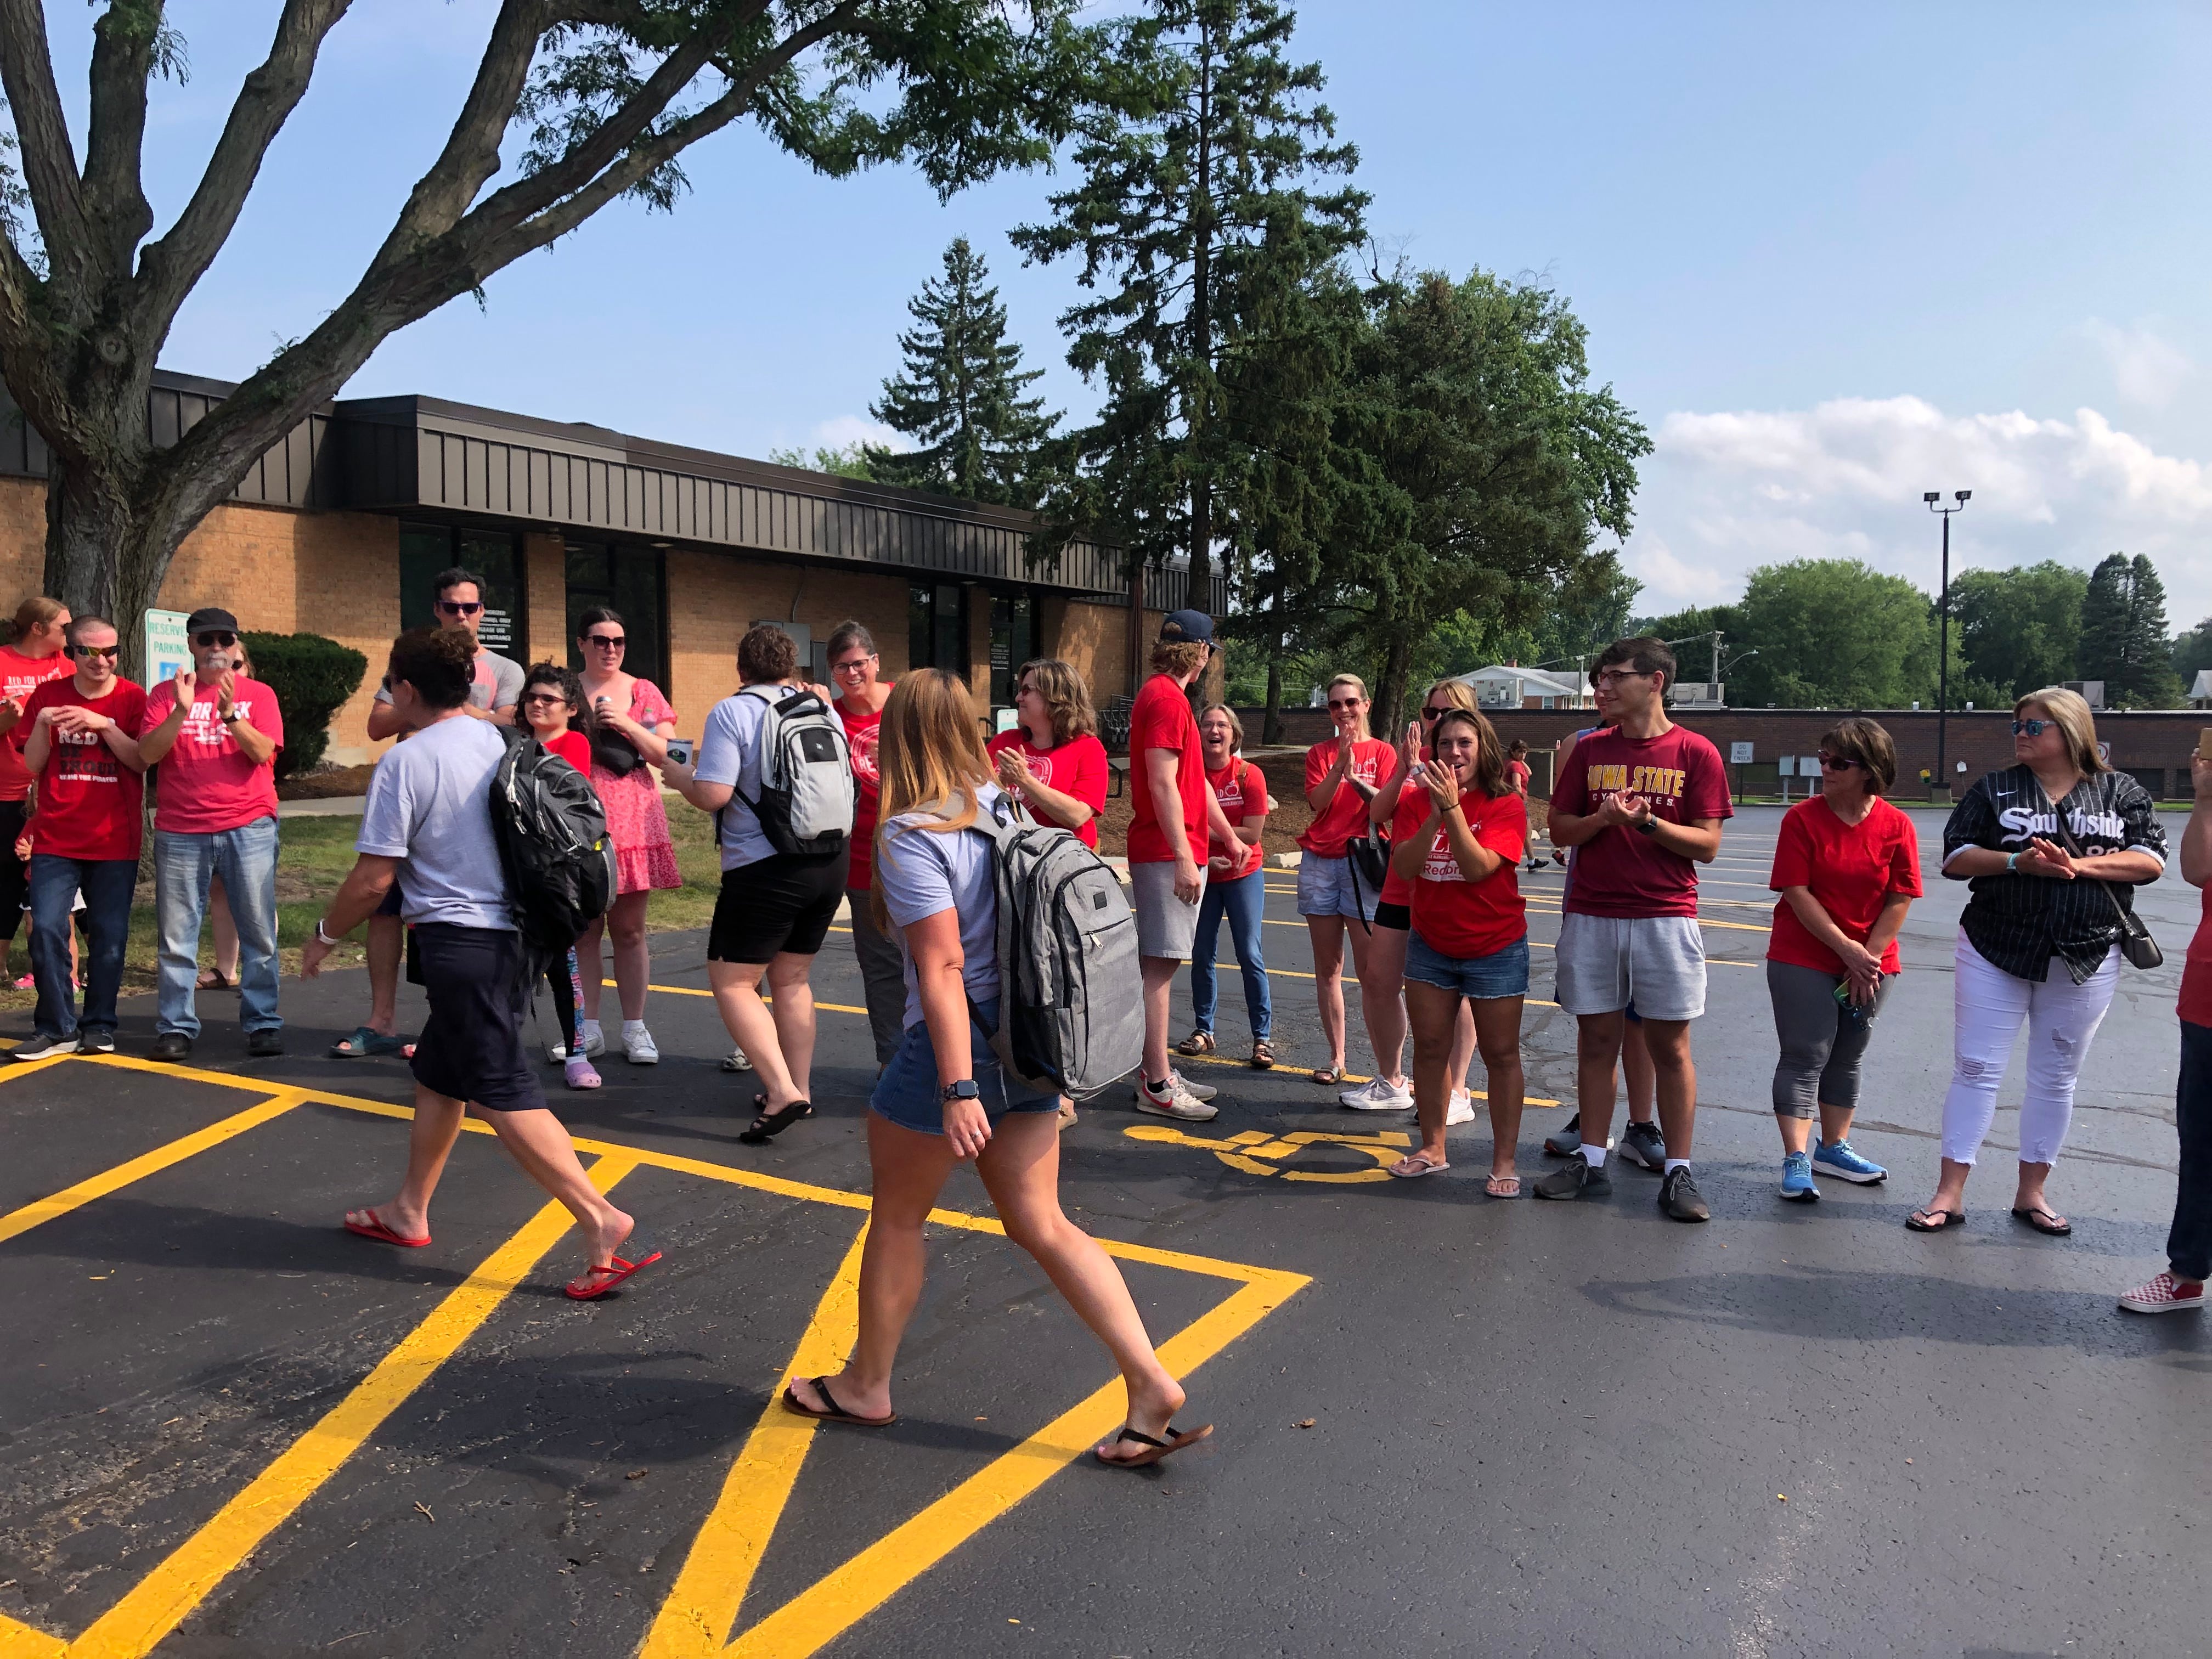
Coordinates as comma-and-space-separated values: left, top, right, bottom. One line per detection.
1, 805, 2204, 1657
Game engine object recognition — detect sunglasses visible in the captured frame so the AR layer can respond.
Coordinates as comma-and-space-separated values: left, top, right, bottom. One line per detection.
2011, 718, 2049, 737
1327, 697, 1363, 712
69, 643, 120, 660
436, 599, 484, 617
1818, 753, 1863, 772
194, 630, 236, 648
522, 692, 569, 708
583, 634, 624, 649
1420, 706, 1449, 721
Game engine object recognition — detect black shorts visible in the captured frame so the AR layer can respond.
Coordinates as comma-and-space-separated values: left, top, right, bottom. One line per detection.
1373, 900, 1411, 933
409, 924, 549, 1114
707, 852, 845, 964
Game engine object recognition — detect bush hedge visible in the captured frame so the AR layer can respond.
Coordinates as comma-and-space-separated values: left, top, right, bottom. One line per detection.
240, 631, 368, 779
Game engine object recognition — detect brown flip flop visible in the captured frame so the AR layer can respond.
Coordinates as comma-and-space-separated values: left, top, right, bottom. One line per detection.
1095, 1423, 1213, 1469
781, 1375, 896, 1429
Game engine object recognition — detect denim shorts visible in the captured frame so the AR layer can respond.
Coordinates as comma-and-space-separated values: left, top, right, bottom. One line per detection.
1296, 853, 1367, 921
870, 997, 1060, 1135
1403, 929, 1531, 1001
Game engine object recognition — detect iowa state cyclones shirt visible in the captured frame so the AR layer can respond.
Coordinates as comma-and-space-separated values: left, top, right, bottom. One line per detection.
1547, 724, 1732, 919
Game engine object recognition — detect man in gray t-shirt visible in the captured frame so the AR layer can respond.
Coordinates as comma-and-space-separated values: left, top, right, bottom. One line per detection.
303, 626, 660, 1300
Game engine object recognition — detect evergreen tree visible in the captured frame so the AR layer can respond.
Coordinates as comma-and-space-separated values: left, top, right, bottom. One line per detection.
865, 238, 1062, 506
1013, 0, 1366, 611
2079, 552, 2186, 708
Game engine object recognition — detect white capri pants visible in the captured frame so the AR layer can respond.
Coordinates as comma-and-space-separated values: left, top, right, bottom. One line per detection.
1941, 929, 2120, 1166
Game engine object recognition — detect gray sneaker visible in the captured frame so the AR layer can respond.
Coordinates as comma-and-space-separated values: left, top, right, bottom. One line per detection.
1543, 1113, 1582, 1157
1532, 1156, 1612, 1200
1658, 1165, 1711, 1222
10, 1031, 74, 1061
1171, 1068, 1218, 1103
75, 1028, 115, 1056
1619, 1120, 1667, 1172
1136, 1074, 1218, 1122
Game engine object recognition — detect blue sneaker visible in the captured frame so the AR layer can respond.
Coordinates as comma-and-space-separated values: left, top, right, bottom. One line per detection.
1780, 1150, 1818, 1203
1813, 1139, 1887, 1185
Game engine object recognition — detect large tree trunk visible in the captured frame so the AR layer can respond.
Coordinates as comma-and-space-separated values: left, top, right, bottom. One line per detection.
44, 445, 185, 685
1375, 620, 1416, 746
1262, 629, 1283, 746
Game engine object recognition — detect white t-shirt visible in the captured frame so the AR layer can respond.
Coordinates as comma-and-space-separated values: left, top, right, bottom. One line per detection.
876, 785, 1008, 1029
356, 716, 513, 930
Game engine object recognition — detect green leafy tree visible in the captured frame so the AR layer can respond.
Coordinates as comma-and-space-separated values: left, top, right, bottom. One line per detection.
863, 236, 1060, 505
1713, 561, 1942, 709
0, 1, 1103, 674
1950, 561, 2088, 699
2079, 552, 2186, 708
1013, 0, 1365, 612
768, 442, 874, 480
2171, 613, 2212, 696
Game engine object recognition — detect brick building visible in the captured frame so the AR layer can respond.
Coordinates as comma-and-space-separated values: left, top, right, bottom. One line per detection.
0, 372, 1201, 764
1243, 703, 2211, 801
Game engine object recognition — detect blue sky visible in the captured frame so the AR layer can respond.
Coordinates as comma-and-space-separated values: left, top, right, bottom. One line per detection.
46, 2, 2212, 623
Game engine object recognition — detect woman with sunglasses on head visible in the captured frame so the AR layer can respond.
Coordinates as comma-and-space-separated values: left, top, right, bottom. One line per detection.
1764, 719, 1920, 1203
985, 658, 1110, 849
1178, 703, 1273, 1068
1384, 706, 1530, 1190
1909, 689, 2165, 1237
520, 663, 602, 1090
1297, 673, 1402, 1097
781, 670, 1209, 1469
1363, 680, 1485, 1128
571, 607, 679, 1067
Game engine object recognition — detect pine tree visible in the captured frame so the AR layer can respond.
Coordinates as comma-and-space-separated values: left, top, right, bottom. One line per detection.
2078, 551, 2186, 708
865, 238, 1062, 507
1012, 0, 1366, 611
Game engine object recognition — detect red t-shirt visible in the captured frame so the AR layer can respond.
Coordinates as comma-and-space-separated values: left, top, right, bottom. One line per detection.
2181, 886, 2212, 1027
0, 646, 74, 803
1297, 736, 1396, 857
1507, 759, 1531, 792
988, 729, 1109, 850
1404, 787, 1528, 959
18, 676, 148, 860
1381, 786, 1421, 906
1549, 724, 1733, 919
140, 675, 285, 834
1206, 758, 1266, 880
542, 728, 591, 774
1766, 795, 1922, 975
837, 692, 889, 888
1126, 675, 1205, 865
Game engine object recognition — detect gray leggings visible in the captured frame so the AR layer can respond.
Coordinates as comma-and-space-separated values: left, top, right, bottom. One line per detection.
1767, 957, 1892, 1117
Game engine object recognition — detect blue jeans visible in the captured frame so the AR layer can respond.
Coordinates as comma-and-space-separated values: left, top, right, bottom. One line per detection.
155, 818, 281, 1038
29, 854, 135, 1040
1190, 867, 1271, 1040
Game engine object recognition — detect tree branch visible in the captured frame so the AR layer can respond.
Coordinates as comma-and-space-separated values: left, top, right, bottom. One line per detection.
81, 1, 159, 281
0, 0, 91, 294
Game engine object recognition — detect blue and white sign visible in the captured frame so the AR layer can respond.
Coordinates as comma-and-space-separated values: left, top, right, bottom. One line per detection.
143, 608, 191, 684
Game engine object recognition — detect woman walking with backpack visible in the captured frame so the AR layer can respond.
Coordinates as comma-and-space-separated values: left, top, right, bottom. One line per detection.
520, 662, 603, 1092
780, 670, 1209, 1468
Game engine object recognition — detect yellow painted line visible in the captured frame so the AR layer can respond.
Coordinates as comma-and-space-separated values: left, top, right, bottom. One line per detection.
0, 1611, 65, 1657
1172, 1042, 1562, 1107
64, 1156, 637, 1659
644, 1222, 870, 1658
723, 1266, 1307, 1659
0, 1090, 306, 1246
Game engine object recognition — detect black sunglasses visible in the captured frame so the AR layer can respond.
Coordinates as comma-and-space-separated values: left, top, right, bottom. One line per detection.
583, 633, 625, 648
522, 691, 571, 707
2011, 718, 2049, 737
194, 630, 236, 648
1818, 753, 1863, 772
68, 643, 120, 660
437, 599, 484, 616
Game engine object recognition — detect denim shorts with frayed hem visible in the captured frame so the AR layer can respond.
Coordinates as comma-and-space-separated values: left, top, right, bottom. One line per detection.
1404, 929, 1531, 1001
870, 998, 1059, 1136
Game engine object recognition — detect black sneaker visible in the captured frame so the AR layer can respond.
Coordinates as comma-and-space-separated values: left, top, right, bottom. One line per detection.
1543, 1112, 1582, 1157
9, 1031, 74, 1061
1658, 1166, 1711, 1222
246, 1029, 284, 1058
1532, 1156, 1612, 1200
1619, 1120, 1667, 1172
150, 1031, 192, 1062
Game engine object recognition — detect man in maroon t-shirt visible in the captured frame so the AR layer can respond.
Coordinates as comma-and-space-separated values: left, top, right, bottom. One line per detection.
137, 607, 286, 1062
1127, 611, 1242, 1122
1534, 637, 1731, 1222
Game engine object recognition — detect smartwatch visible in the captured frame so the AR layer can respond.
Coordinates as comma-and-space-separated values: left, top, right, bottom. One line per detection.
940, 1080, 981, 1103
314, 918, 338, 946
1634, 816, 1660, 837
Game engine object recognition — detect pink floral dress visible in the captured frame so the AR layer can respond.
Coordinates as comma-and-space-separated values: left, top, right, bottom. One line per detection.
592, 679, 680, 894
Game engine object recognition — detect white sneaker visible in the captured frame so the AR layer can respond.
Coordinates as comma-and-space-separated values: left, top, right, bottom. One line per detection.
1170, 1068, 1217, 1102
1339, 1075, 1413, 1111
623, 1026, 659, 1064
548, 1041, 570, 1063
1136, 1074, 1218, 1121
1445, 1089, 1476, 1126
578, 1025, 606, 1058
720, 1047, 753, 1073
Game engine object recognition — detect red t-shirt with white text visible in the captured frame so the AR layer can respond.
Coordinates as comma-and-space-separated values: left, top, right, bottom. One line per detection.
1549, 724, 1733, 919
18, 676, 148, 860
1126, 676, 1205, 865
1298, 736, 1396, 857
988, 729, 1109, 850
0, 646, 74, 803
139, 675, 285, 834
838, 693, 889, 888
1397, 787, 1528, 958
1767, 795, 1922, 975
1206, 758, 1266, 880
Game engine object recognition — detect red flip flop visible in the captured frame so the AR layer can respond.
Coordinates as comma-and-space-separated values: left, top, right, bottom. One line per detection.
565, 1247, 663, 1301
344, 1207, 430, 1249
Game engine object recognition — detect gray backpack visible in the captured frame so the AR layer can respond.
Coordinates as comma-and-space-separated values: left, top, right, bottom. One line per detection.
735, 685, 853, 856
962, 793, 1144, 1101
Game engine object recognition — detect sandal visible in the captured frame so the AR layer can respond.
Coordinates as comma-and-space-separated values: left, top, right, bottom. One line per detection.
1176, 1029, 1215, 1056
1486, 1173, 1521, 1198
564, 1245, 663, 1301
2011, 1205, 2072, 1237
1250, 1040, 1274, 1070
328, 1025, 404, 1059
196, 968, 237, 991
1310, 1066, 1345, 1087
1906, 1206, 1966, 1232
344, 1206, 430, 1249
781, 1375, 896, 1429
1387, 1152, 1450, 1178
1095, 1423, 1214, 1469
738, 1096, 814, 1144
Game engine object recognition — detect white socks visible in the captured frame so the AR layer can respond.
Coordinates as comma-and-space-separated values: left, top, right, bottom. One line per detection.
1664, 1158, 1691, 1175
1580, 1144, 1607, 1168
622, 1019, 647, 1039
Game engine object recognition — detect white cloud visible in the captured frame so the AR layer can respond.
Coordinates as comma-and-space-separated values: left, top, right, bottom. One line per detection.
1624, 394, 2212, 627
2084, 318, 2194, 408
811, 414, 909, 452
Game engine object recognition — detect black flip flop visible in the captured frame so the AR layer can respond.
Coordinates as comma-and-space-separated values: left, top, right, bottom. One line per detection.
2011, 1205, 2072, 1237
781, 1375, 895, 1428
1906, 1207, 1966, 1232
738, 1097, 812, 1144
1094, 1423, 1214, 1469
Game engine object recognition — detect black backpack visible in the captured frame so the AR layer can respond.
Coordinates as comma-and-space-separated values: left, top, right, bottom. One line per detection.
488, 729, 617, 967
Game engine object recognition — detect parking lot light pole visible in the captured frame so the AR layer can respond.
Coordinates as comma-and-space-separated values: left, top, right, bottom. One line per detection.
1925, 489, 1971, 798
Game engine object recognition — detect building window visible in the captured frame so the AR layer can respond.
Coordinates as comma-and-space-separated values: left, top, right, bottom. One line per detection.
989, 591, 1035, 706
565, 542, 666, 689
909, 582, 969, 678
399, 522, 526, 661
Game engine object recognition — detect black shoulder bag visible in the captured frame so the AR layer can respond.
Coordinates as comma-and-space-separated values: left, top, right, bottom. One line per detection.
2047, 789, 2162, 970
